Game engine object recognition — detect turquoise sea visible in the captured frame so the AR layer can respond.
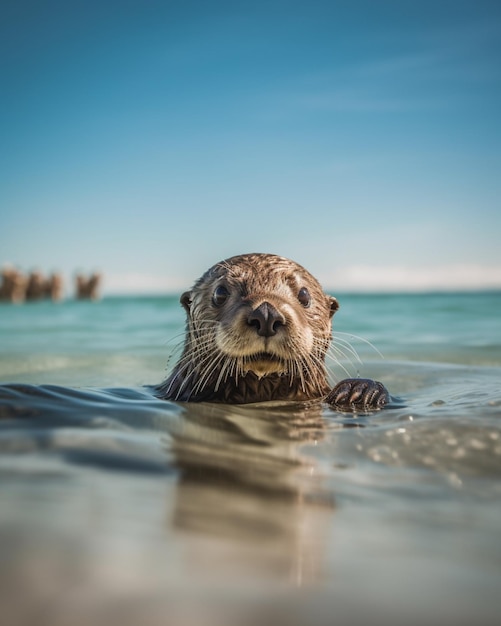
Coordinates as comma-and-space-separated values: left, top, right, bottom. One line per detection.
1, 292, 501, 626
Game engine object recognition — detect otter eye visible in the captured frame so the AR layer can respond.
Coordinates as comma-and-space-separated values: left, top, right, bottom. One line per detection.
212, 285, 230, 306
298, 287, 311, 308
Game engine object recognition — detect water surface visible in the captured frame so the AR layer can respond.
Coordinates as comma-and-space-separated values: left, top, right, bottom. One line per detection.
1, 293, 500, 625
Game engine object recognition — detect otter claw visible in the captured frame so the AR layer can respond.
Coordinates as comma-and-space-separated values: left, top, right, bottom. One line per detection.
326, 378, 389, 410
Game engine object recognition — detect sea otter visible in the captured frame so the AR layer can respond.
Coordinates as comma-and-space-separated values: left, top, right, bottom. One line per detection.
157, 253, 389, 409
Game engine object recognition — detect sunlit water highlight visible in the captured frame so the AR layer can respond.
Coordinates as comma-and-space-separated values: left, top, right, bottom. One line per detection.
1, 293, 500, 626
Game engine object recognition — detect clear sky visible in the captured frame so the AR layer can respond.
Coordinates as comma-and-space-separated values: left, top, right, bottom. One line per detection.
2, 0, 501, 294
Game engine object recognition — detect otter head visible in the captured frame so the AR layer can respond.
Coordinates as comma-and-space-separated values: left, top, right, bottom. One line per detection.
162, 253, 339, 403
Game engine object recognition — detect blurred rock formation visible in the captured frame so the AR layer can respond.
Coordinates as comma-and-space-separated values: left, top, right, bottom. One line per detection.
1, 268, 103, 303
0, 268, 27, 303
75, 272, 102, 300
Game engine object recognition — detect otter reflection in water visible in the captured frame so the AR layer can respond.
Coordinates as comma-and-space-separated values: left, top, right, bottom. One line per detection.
170, 400, 337, 585
158, 253, 390, 409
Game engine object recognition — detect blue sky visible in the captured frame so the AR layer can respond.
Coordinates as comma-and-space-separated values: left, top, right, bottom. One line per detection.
2, 0, 501, 293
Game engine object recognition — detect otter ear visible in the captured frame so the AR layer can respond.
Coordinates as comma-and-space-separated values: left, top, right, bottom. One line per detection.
180, 291, 192, 312
328, 296, 339, 318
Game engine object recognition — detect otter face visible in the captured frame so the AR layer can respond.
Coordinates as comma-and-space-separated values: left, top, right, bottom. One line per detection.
182, 253, 338, 379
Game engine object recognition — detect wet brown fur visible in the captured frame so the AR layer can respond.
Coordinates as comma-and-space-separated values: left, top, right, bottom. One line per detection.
158, 253, 339, 403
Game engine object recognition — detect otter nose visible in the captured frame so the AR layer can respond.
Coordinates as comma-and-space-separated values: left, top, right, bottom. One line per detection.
247, 302, 285, 337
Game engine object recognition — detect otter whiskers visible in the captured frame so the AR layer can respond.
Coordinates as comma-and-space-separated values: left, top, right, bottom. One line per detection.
158, 253, 390, 408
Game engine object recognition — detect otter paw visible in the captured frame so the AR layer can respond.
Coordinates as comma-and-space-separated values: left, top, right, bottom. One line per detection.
325, 378, 389, 410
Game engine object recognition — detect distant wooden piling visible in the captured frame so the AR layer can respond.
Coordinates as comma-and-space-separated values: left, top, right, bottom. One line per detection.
46, 273, 64, 301
0, 268, 27, 303
0, 268, 102, 303
25, 271, 47, 301
75, 272, 102, 300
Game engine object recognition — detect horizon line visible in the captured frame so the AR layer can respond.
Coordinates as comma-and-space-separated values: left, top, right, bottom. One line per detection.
3, 264, 501, 297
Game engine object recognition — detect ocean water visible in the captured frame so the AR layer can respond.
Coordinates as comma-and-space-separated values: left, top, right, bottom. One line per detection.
1, 292, 501, 626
